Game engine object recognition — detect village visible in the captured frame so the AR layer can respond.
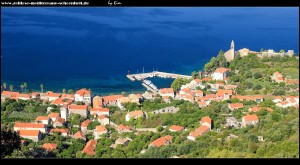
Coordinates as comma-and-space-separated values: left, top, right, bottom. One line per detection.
1, 41, 299, 158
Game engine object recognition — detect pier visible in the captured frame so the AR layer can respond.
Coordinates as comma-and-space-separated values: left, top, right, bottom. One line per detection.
126, 71, 192, 81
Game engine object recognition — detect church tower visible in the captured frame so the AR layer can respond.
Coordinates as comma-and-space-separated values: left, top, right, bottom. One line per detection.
224, 40, 235, 62
231, 40, 234, 50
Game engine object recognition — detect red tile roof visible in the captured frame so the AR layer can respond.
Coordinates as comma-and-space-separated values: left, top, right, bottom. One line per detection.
81, 119, 91, 127
18, 130, 40, 136
48, 113, 60, 119
214, 67, 230, 74
50, 128, 69, 134
169, 125, 184, 132
194, 78, 201, 83
90, 107, 109, 113
217, 89, 233, 96
228, 103, 244, 110
102, 95, 124, 104
42, 143, 58, 151
243, 114, 259, 122
68, 104, 88, 110
35, 116, 49, 121
98, 115, 108, 120
201, 116, 212, 125
159, 88, 174, 94
150, 135, 173, 148
75, 89, 91, 97
17, 94, 31, 98
1, 91, 19, 97
46, 91, 61, 97
74, 131, 85, 139
54, 117, 65, 125
82, 140, 97, 156
249, 106, 261, 112
14, 122, 45, 128
128, 110, 144, 118
95, 125, 107, 133
202, 77, 212, 82
118, 124, 132, 131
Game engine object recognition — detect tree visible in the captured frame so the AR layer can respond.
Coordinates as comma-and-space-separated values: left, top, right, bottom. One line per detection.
253, 84, 262, 90
62, 88, 66, 94
23, 82, 27, 93
20, 84, 24, 93
9, 85, 13, 91
3, 82, 7, 90
40, 84, 44, 93
68, 89, 74, 94
1, 125, 21, 158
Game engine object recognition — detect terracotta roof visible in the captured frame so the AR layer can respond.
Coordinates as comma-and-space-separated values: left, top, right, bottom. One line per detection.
214, 67, 230, 73
42, 143, 58, 151
36, 116, 49, 121
280, 100, 289, 105
266, 107, 274, 112
195, 90, 203, 94
150, 135, 173, 148
95, 125, 107, 133
195, 126, 210, 133
91, 107, 109, 113
194, 78, 201, 83
18, 130, 40, 136
202, 77, 212, 82
98, 115, 108, 120
61, 94, 75, 99
1, 91, 19, 97
201, 116, 212, 125
229, 103, 244, 109
273, 96, 284, 101
50, 128, 69, 134
249, 106, 261, 112
74, 131, 85, 139
52, 98, 73, 105
169, 125, 184, 131
48, 113, 60, 119
118, 124, 132, 131
243, 114, 259, 122
81, 119, 91, 127
54, 117, 65, 125
189, 126, 210, 139
68, 104, 88, 110
128, 110, 144, 118
14, 122, 45, 128
17, 94, 31, 98
46, 91, 61, 97
102, 95, 124, 104
217, 89, 233, 95
31, 92, 40, 96
82, 140, 97, 156
274, 71, 283, 76
75, 88, 91, 96
159, 88, 174, 94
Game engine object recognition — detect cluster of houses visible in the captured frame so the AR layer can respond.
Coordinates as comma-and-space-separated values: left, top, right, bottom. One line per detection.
2, 62, 299, 157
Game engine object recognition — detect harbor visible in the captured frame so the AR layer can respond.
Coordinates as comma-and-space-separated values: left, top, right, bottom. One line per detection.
127, 71, 192, 93
126, 71, 192, 81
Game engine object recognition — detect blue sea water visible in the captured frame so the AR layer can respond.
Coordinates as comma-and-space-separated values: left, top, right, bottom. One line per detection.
1, 7, 299, 95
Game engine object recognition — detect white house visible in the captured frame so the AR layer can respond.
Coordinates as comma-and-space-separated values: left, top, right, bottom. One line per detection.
75, 88, 91, 104
212, 67, 230, 80
159, 88, 174, 98
125, 110, 144, 121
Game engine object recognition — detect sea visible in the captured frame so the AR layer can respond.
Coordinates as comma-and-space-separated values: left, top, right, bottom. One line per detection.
1, 7, 299, 95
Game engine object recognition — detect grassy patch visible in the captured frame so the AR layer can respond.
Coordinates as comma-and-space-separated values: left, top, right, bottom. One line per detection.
282, 68, 299, 79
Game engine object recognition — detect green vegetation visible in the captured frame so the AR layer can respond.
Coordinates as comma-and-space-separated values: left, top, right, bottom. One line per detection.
171, 78, 191, 91
2, 51, 298, 158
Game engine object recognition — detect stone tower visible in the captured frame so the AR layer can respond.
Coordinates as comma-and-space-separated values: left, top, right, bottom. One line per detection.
224, 40, 235, 62
60, 106, 68, 121
231, 40, 234, 50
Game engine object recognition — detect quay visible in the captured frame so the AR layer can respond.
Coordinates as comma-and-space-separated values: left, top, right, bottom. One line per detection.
126, 71, 192, 81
